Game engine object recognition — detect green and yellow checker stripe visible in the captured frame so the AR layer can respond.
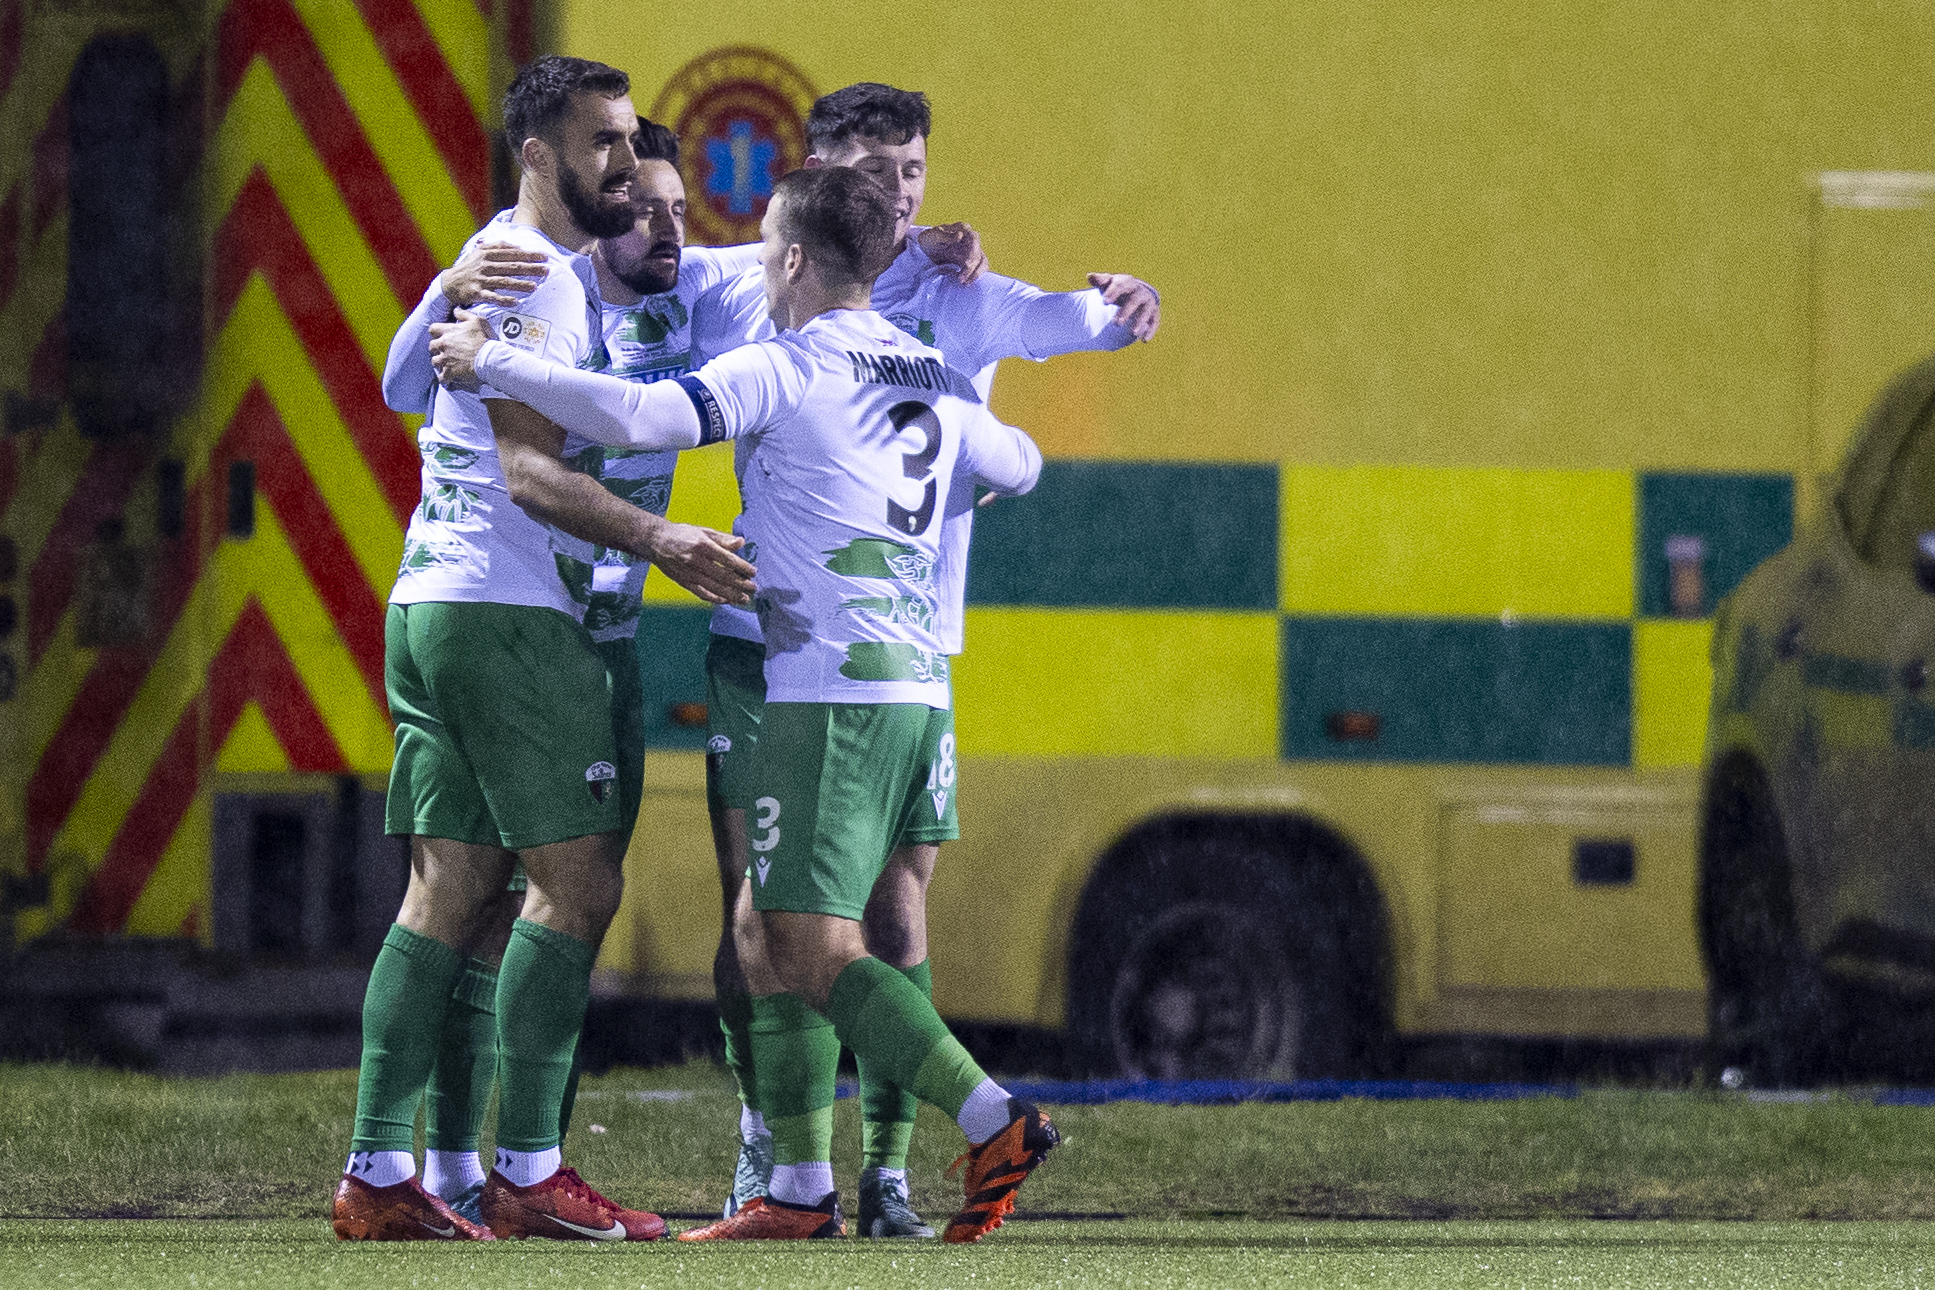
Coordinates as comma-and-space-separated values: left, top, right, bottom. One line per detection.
632, 462, 1791, 770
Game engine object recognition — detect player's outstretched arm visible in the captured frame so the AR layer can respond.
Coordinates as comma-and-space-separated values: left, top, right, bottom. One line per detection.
430, 310, 707, 452
382, 243, 548, 416
1086, 272, 1161, 342
959, 408, 1043, 499
916, 222, 988, 284
486, 399, 755, 604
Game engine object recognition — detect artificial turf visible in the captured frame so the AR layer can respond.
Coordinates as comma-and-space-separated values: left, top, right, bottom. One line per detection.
7, 1061, 1935, 1222
2, 1218, 1931, 1289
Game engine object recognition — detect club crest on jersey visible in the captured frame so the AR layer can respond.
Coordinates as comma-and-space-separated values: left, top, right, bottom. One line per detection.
500, 313, 548, 354
585, 760, 618, 804
651, 47, 817, 245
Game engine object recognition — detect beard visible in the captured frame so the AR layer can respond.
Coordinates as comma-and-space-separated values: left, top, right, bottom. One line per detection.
612, 241, 681, 295
558, 162, 635, 239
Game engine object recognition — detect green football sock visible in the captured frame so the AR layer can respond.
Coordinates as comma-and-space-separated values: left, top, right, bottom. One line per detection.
859, 959, 931, 1170
425, 959, 498, 1152
494, 918, 594, 1153
351, 924, 464, 1153
825, 956, 986, 1120
750, 993, 839, 1165
557, 1038, 583, 1140
718, 979, 757, 1111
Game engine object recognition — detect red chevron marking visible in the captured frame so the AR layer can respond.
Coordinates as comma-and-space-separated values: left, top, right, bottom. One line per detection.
227, 381, 389, 711
216, 169, 419, 524
25, 439, 153, 667
66, 599, 346, 934
506, 0, 535, 67
31, 95, 66, 238
352, 0, 488, 221
217, 0, 439, 304
25, 385, 390, 871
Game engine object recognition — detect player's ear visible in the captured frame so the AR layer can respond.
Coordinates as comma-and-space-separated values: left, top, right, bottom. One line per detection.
802, 153, 825, 171
783, 242, 806, 281
519, 133, 552, 177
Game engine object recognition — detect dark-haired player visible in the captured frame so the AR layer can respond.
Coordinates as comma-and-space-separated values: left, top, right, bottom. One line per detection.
436, 164, 1058, 1245
331, 57, 747, 1245
692, 82, 1160, 1238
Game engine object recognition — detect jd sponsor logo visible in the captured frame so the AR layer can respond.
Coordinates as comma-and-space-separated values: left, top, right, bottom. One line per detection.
501, 313, 549, 353
585, 760, 618, 804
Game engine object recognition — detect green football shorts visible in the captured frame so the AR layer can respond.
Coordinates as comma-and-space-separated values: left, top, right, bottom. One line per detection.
385, 601, 624, 851
746, 701, 960, 920
597, 634, 646, 841
703, 633, 767, 823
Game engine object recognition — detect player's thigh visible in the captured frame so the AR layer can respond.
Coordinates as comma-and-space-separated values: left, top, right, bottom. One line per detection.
411, 601, 627, 851
704, 632, 766, 829
397, 834, 516, 946
747, 702, 928, 922
595, 634, 646, 842
517, 829, 627, 945
384, 603, 499, 848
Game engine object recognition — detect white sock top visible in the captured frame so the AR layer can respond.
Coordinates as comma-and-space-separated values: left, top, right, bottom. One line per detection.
494, 1145, 561, 1188
424, 1149, 486, 1199
956, 1078, 1014, 1145
740, 1104, 769, 1143
344, 1150, 415, 1189
768, 1161, 835, 1206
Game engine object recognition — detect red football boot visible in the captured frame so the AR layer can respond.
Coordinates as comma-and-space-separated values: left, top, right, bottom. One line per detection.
480, 1166, 666, 1242
331, 1173, 495, 1241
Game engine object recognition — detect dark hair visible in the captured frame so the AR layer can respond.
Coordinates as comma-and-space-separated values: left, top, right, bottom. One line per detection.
805, 82, 930, 155
771, 167, 897, 288
503, 55, 629, 151
635, 116, 680, 167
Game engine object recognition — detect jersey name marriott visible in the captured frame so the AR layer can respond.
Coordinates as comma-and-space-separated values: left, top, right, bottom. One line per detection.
848, 351, 950, 391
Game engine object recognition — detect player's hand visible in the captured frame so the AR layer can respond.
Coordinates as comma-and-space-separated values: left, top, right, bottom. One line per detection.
919, 222, 988, 284
443, 241, 547, 308
645, 523, 757, 606
429, 309, 494, 391
1088, 273, 1160, 341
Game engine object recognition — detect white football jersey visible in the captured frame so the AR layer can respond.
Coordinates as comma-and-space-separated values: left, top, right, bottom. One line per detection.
692, 238, 1130, 651
681, 309, 1039, 706
390, 216, 606, 618
572, 243, 762, 642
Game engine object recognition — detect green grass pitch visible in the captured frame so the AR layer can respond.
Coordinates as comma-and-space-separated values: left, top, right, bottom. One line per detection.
5, 1062, 1935, 1287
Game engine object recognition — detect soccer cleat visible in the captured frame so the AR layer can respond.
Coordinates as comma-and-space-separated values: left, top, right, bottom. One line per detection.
722, 1130, 774, 1218
479, 1166, 666, 1241
676, 1193, 846, 1241
858, 1167, 935, 1239
331, 1173, 495, 1241
443, 1181, 485, 1226
942, 1098, 1060, 1244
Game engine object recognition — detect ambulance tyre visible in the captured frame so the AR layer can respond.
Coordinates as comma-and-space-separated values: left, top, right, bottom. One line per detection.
1699, 752, 1834, 1087
1065, 815, 1392, 1081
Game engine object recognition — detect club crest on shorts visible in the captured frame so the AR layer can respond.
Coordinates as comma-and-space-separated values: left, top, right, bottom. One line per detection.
585, 760, 618, 804
705, 733, 731, 775
650, 47, 817, 246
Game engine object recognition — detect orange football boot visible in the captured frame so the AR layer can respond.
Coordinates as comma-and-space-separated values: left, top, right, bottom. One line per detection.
479, 1166, 665, 1241
331, 1173, 495, 1241
676, 1193, 846, 1241
942, 1098, 1060, 1244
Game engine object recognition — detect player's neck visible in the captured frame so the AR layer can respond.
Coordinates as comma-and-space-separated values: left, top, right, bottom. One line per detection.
783, 286, 871, 331
512, 178, 596, 256
591, 248, 645, 307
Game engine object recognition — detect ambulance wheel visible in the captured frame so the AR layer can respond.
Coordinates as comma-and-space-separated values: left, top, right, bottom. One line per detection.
1065, 815, 1392, 1080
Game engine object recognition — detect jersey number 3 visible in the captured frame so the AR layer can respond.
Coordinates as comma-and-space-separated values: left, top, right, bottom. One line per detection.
886, 401, 942, 536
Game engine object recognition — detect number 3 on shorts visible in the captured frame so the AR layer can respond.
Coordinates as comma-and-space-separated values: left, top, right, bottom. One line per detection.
750, 796, 782, 853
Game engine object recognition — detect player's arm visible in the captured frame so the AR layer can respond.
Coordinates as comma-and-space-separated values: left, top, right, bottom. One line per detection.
486, 400, 754, 605
957, 407, 1043, 499
976, 270, 1161, 358
913, 223, 988, 284
381, 243, 549, 415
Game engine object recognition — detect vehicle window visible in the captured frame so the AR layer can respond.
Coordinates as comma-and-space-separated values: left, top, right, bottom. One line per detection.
1839, 354, 1935, 565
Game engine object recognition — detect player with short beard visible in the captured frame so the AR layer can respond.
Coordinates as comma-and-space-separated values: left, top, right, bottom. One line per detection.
332, 57, 749, 1245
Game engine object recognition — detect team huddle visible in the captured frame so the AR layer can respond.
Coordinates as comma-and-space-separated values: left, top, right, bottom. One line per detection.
331, 54, 1160, 1246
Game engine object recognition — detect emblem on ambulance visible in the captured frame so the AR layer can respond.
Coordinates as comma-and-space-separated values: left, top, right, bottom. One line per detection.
651, 47, 818, 246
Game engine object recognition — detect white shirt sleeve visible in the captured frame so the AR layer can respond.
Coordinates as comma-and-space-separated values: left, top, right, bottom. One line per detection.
690, 268, 775, 366
955, 406, 1042, 498
946, 272, 1138, 368
684, 340, 812, 440
474, 340, 704, 450
681, 243, 765, 294
381, 272, 451, 415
